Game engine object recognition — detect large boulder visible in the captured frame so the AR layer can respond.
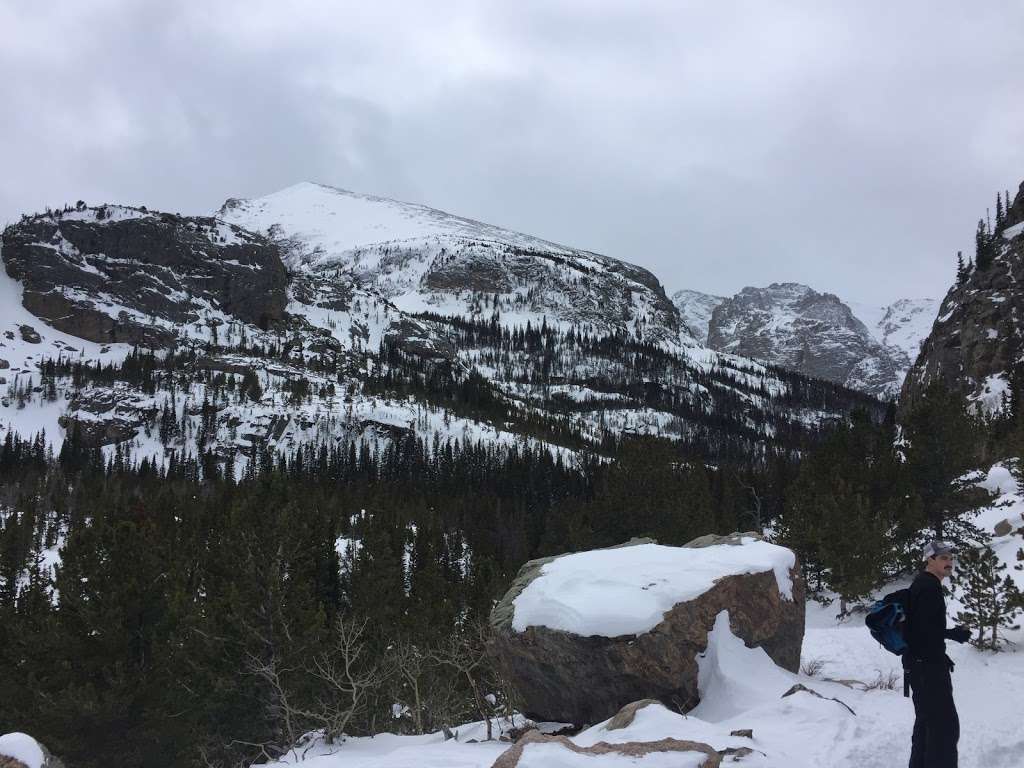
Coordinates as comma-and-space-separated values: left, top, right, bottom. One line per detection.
490, 534, 804, 726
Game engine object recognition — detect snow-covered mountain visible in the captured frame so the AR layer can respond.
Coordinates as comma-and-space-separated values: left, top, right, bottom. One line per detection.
847, 297, 937, 367
674, 285, 936, 399
221, 183, 694, 347
0, 187, 883, 470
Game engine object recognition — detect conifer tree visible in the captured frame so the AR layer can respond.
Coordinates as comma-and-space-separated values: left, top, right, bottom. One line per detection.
953, 544, 1022, 650
903, 383, 982, 537
976, 218, 994, 271
955, 251, 968, 286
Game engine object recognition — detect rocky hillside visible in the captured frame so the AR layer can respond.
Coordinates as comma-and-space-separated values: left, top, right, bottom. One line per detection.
900, 182, 1024, 415
674, 284, 935, 399
0, 189, 884, 470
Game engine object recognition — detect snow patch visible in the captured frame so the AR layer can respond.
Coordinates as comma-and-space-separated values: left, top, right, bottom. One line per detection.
1002, 220, 1024, 239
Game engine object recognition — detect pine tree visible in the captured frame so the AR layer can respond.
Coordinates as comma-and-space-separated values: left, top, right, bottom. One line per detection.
976, 218, 994, 271
955, 251, 968, 286
953, 545, 1022, 650
903, 383, 982, 537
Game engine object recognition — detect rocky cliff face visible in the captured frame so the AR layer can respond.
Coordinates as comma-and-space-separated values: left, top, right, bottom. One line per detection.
900, 182, 1024, 415
2, 206, 289, 348
706, 283, 906, 398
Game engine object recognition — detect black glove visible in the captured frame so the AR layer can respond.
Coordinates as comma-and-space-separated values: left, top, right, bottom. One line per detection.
946, 626, 971, 644
945, 654, 955, 673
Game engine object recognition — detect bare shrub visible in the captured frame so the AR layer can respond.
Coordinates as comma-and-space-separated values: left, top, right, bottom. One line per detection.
863, 669, 901, 691
800, 656, 826, 677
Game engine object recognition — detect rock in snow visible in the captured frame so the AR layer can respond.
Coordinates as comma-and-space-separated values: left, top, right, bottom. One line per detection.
489, 727, 719, 768
489, 534, 804, 726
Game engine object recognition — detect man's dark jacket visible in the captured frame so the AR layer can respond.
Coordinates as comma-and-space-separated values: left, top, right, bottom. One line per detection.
906, 570, 955, 661
905, 569, 959, 768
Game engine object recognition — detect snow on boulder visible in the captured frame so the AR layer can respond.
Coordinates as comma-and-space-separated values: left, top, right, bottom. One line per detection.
0, 733, 45, 768
489, 534, 804, 726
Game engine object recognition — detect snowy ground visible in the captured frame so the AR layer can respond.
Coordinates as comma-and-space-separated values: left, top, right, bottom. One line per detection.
231, 599, 1024, 768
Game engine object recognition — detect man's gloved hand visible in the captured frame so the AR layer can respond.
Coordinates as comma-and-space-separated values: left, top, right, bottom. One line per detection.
945, 654, 956, 673
946, 625, 971, 644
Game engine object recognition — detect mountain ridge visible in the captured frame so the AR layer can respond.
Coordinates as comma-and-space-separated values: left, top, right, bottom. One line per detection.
0, 188, 884, 470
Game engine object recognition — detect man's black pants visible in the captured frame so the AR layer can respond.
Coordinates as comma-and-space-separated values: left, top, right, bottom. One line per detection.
908, 659, 959, 768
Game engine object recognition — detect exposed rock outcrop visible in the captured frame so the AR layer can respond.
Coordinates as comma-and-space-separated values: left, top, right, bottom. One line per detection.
489, 534, 804, 726
2, 206, 288, 347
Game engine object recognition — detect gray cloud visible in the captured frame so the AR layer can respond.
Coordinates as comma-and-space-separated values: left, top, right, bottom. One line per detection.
2, 0, 1022, 305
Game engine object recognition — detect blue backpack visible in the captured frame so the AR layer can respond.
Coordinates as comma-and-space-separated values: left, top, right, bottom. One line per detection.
865, 588, 910, 656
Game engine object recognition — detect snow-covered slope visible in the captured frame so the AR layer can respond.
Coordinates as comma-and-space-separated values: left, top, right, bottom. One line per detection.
848, 297, 937, 368
670, 289, 725, 344
221, 182, 580, 268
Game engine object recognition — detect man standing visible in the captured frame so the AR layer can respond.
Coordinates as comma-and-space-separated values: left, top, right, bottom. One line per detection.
905, 540, 971, 768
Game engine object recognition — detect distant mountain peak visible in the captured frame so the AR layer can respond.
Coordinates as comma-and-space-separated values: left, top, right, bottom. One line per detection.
673, 282, 936, 399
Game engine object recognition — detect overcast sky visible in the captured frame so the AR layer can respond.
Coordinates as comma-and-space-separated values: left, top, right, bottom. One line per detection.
2, 1, 1023, 305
